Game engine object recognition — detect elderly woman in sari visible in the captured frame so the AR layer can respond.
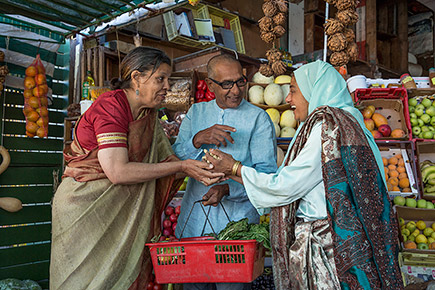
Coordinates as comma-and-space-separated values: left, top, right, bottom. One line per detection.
205, 60, 403, 290
50, 47, 223, 290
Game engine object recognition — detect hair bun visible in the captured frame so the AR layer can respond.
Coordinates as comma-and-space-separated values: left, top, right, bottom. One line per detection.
110, 77, 122, 90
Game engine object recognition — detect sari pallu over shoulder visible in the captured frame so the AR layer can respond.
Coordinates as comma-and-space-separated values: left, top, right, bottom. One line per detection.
51, 109, 181, 290
270, 106, 403, 290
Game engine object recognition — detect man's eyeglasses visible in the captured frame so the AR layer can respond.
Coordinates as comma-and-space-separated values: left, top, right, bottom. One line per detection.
208, 76, 248, 90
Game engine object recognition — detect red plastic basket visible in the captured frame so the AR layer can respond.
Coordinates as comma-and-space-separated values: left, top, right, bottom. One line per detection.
146, 237, 265, 284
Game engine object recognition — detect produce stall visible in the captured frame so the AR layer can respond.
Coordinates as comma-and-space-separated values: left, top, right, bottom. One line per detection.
1, 0, 435, 289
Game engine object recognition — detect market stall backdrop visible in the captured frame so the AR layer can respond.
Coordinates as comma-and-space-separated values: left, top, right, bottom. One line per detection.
0, 0, 168, 287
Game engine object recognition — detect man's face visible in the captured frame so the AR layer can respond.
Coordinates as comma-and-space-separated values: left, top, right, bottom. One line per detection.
207, 61, 246, 109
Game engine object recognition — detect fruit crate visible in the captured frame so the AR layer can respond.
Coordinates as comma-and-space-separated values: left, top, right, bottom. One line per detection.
407, 88, 435, 142
356, 98, 411, 141
396, 206, 435, 254
415, 141, 435, 201
377, 141, 419, 197
146, 238, 265, 284
398, 252, 435, 286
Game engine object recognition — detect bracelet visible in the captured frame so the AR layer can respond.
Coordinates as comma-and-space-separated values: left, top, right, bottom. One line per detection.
232, 161, 241, 176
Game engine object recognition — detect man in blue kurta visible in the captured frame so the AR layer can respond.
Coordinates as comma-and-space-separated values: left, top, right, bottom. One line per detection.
172, 54, 277, 290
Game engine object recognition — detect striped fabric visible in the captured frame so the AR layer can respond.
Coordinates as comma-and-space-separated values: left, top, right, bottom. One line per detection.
96, 132, 128, 148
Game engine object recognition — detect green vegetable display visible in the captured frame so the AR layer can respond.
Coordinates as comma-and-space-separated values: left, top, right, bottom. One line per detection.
216, 218, 271, 250
0, 278, 41, 290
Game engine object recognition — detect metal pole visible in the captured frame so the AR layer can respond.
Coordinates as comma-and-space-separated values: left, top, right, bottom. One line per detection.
323, 3, 329, 62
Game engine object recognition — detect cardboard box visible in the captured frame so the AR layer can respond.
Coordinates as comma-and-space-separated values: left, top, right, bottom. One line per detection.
416, 141, 435, 200
377, 141, 419, 196
399, 252, 435, 287
396, 206, 435, 254
407, 88, 435, 142
358, 99, 410, 140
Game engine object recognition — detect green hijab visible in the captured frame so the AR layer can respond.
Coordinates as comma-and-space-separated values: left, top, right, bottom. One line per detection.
287, 60, 386, 183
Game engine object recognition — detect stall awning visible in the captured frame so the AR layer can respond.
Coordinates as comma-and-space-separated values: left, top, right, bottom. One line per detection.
0, 0, 169, 42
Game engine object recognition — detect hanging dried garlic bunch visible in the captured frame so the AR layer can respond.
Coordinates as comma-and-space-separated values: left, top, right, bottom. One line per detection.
336, 9, 359, 25
259, 16, 274, 31
343, 28, 355, 43
0, 50, 4, 62
260, 31, 276, 43
346, 42, 358, 62
327, 33, 347, 52
273, 12, 287, 26
259, 63, 274, 77
266, 48, 283, 62
262, 1, 278, 17
330, 51, 349, 66
324, 18, 344, 35
273, 25, 286, 38
335, 0, 357, 10
271, 60, 287, 75
275, 0, 289, 13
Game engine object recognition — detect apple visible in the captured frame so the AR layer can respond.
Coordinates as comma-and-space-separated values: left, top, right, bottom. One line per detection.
409, 106, 415, 113
422, 126, 430, 132
431, 117, 435, 126
427, 202, 435, 209
418, 119, 425, 127
416, 104, 426, 110
371, 130, 383, 139
415, 107, 425, 117
423, 131, 434, 139
378, 124, 392, 137
417, 199, 427, 208
417, 243, 429, 250
422, 98, 432, 108
410, 118, 418, 127
430, 126, 435, 131
426, 106, 435, 117
364, 119, 375, 131
175, 205, 181, 215
165, 206, 174, 216
169, 213, 178, 223
163, 219, 172, 229
421, 114, 431, 124
409, 98, 418, 107
393, 196, 406, 206
172, 222, 177, 232
406, 198, 417, 208
159, 235, 167, 242
162, 228, 173, 237
410, 113, 418, 119
413, 126, 422, 136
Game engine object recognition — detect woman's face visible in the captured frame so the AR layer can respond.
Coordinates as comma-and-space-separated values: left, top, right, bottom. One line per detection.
136, 63, 172, 108
285, 77, 309, 122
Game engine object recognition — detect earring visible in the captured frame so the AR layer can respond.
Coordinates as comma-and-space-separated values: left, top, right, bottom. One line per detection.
135, 89, 139, 96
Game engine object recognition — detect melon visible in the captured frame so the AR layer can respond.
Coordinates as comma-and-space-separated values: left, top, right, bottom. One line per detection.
252, 72, 274, 84
264, 84, 283, 106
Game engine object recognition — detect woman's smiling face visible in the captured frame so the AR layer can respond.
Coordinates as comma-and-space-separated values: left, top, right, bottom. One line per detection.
285, 77, 309, 122
137, 63, 172, 108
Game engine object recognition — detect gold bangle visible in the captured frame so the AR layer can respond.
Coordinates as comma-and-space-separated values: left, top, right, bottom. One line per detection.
232, 161, 241, 176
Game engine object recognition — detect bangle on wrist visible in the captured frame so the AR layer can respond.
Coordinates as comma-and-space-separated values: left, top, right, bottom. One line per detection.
231, 161, 241, 176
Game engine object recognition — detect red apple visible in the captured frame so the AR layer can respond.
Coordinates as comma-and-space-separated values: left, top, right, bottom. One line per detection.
378, 124, 392, 137
364, 118, 375, 131
162, 228, 172, 237
163, 219, 172, 229
169, 213, 178, 223
172, 222, 177, 232
165, 206, 174, 216
158, 236, 166, 242
371, 130, 383, 139
175, 206, 181, 215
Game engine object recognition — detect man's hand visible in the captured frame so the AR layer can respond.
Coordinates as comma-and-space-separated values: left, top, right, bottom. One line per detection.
193, 125, 236, 148
202, 184, 229, 206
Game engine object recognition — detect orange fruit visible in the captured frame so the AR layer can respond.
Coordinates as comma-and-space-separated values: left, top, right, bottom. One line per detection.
36, 106, 48, 117
24, 77, 36, 89
23, 105, 34, 115
398, 172, 408, 180
387, 182, 393, 191
399, 178, 410, 189
23, 89, 33, 98
397, 166, 406, 173
39, 84, 48, 94
39, 97, 48, 107
389, 177, 399, 186
33, 86, 46, 97
26, 121, 39, 134
36, 127, 47, 138
35, 74, 46, 85
382, 157, 388, 166
25, 66, 38, 77
404, 241, 417, 249
429, 242, 435, 250
36, 117, 48, 127
384, 167, 389, 176
26, 110, 39, 122
388, 157, 398, 165
389, 170, 399, 178
388, 164, 396, 171
396, 154, 403, 159
402, 188, 411, 192
392, 186, 400, 192
28, 97, 40, 109
398, 159, 405, 167
26, 131, 35, 138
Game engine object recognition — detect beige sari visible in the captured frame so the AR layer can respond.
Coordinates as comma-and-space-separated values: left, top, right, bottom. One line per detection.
50, 110, 181, 290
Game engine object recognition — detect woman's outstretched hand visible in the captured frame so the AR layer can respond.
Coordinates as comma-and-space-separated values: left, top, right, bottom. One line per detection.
205, 149, 236, 176
181, 159, 224, 186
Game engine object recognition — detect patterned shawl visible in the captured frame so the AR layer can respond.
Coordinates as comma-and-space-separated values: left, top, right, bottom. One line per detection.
270, 106, 403, 290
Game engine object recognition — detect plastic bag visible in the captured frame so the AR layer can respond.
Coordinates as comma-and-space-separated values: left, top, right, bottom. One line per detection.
22, 54, 49, 138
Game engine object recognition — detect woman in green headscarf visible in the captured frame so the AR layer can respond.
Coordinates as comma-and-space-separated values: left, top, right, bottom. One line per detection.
205, 60, 403, 290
